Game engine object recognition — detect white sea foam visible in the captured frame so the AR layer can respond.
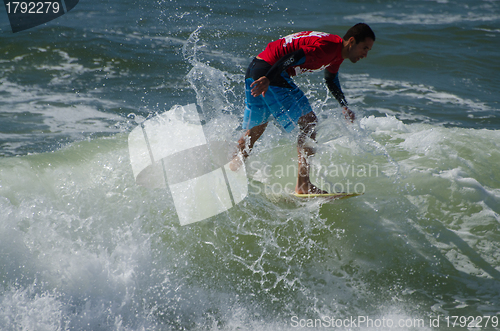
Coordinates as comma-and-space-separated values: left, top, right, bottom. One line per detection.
343, 74, 493, 114
346, 12, 500, 25
0, 78, 127, 155
1, 95, 499, 331
0, 285, 66, 331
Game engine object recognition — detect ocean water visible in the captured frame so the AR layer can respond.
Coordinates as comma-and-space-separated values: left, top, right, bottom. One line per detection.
1, 0, 499, 330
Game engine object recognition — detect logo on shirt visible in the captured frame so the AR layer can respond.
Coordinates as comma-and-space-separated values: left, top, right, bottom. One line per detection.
282, 31, 330, 47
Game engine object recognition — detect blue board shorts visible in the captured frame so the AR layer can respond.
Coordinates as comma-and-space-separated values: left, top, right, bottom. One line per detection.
242, 58, 313, 133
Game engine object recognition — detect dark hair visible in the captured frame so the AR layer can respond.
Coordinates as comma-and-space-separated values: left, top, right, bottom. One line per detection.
343, 23, 375, 43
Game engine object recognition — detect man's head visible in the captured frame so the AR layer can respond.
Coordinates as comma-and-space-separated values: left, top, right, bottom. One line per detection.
343, 23, 376, 44
342, 23, 375, 63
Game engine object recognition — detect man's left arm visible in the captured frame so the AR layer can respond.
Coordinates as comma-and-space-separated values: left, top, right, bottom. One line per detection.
324, 70, 355, 122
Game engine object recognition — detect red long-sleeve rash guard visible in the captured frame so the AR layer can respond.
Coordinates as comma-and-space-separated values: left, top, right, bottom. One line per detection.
258, 31, 344, 77
257, 31, 348, 107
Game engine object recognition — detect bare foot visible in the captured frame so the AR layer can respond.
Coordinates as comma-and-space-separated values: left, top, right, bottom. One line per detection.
295, 182, 328, 195
229, 153, 243, 172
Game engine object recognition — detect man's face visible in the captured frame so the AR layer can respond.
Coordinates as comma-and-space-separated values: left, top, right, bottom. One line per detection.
348, 37, 374, 63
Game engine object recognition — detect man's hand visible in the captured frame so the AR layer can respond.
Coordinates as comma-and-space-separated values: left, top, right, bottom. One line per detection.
250, 76, 270, 97
342, 106, 355, 123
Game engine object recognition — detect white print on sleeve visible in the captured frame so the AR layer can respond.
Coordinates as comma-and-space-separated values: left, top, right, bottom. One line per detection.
283, 31, 329, 47
293, 64, 329, 76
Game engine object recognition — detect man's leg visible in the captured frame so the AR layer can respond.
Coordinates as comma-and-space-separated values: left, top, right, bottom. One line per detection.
295, 111, 327, 194
229, 122, 268, 171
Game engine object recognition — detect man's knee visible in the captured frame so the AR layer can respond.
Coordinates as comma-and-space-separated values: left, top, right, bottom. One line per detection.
298, 111, 317, 136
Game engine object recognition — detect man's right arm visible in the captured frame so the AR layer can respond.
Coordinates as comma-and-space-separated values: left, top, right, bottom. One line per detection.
251, 49, 306, 97
264, 49, 306, 82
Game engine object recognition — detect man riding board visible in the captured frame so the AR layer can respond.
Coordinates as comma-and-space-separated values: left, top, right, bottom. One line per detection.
230, 23, 375, 194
